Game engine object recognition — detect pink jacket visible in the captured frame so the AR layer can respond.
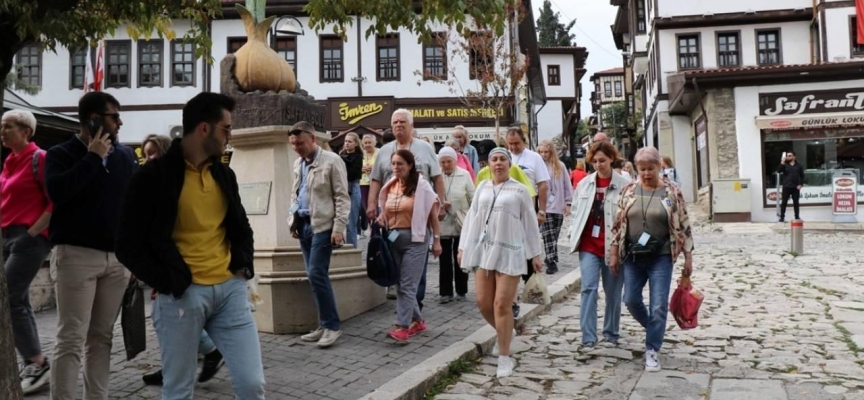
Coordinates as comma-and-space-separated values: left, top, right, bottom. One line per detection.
457, 154, 476, 181
379, 177, 440, 243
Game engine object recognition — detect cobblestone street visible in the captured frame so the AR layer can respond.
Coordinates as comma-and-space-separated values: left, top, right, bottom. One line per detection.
437, 224, 864, 400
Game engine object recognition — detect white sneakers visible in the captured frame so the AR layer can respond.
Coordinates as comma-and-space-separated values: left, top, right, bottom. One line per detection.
645, 349, 661, 372
496, 356, 514, 378
301, 327, 342, 348
490, 329, 517, 357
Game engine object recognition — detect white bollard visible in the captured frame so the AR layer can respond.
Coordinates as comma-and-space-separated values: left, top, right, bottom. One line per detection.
790, 219, 804, 254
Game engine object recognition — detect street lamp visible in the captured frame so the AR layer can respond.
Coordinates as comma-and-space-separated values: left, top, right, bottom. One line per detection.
269, 16, 305, 47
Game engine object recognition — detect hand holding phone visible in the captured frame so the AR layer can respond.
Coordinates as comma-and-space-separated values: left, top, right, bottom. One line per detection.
87, 117, 110, 158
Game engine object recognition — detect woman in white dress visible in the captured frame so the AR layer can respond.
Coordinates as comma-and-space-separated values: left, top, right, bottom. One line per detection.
458, 148, 543, 378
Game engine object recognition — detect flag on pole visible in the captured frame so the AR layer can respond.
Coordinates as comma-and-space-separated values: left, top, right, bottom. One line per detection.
93, 41, 105, 92
858, 0, 864, 45
83, 45, 93, 92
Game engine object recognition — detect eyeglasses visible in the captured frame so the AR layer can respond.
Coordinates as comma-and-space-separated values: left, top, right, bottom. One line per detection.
215, 125, 232, 134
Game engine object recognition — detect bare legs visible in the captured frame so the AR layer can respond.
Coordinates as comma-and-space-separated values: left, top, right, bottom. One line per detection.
475, 269, 521, 355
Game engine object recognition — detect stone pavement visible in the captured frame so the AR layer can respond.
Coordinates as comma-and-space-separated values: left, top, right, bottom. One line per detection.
436, 224, 864, 400
24, 233, 580, 399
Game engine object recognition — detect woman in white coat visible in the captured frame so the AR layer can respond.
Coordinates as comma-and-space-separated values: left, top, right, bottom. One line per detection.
568, 141, 630, 349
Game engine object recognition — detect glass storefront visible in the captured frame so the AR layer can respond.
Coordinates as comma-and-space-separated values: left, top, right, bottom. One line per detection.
762, 128, 864, 205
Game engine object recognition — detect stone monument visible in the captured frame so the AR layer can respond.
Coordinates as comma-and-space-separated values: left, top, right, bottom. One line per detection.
220, 8, 385, 333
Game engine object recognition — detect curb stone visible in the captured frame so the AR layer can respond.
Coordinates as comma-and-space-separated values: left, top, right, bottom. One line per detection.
359, 269, 582, 400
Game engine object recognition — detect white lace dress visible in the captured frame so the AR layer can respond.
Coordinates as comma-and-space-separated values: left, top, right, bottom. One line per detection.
459, 178, 543, 276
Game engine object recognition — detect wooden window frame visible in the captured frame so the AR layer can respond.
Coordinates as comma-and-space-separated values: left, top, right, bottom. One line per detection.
850, 16, 864, 58
272, 37, 297, 74
715, 31, 741, 68
15, 44, 42, 88
614, 80, 623, 97
676, 33, 701, 70
226, 37, 247, 54
468, 31, 493, 81
105, 40, 132, 88
320, 35, 344, 83
137, 39, 163, 88
547, 65, 561, 86
69, 47, 88, 90
756, 28, 782, 66
376, 33, 400, 81
604, 81, 612, 98
422, 32, 447, 80
636, 0, 647, 34
170, 40, 196, 87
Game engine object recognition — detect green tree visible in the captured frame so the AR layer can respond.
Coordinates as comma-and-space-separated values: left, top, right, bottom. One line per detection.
601, 101, 628, 140
535, 0, 575, 47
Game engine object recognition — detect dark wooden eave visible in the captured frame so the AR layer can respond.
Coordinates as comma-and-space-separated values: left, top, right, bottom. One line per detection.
654, 8, 812, 30
667, 62, 864, 115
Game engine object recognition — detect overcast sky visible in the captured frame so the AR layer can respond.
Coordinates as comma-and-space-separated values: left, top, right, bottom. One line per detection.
535, 0, 620, 119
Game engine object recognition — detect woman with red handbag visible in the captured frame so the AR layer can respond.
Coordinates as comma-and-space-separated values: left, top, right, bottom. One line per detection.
609, 147, 694, 373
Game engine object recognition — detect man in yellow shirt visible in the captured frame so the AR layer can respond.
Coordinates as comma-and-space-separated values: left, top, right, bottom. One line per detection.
116, 93, 264, 399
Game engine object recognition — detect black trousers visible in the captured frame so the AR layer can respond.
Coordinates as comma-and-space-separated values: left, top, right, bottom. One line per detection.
440, 237, 468, 296
780, 187, 800, 219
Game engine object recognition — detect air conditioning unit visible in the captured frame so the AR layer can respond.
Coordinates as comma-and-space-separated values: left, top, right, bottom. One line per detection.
169, 125, 183, 139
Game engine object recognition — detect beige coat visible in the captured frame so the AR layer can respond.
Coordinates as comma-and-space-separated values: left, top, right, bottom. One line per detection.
288, 148, 351, 234
440, 167, 475, 237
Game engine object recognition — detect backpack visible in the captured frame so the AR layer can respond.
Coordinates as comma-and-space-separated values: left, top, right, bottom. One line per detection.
366, 222, 400, 287
31, 149, 50, 200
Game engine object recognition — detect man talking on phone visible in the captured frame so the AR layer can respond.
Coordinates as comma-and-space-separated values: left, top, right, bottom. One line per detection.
44, 92, 139, 400
777, 151, 805, 223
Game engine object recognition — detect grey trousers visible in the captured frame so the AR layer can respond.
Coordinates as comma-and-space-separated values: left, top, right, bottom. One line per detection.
390, 229, 428, 327
3, 226, 51, 361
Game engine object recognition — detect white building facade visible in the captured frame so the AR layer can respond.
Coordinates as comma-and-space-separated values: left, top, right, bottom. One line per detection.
589, 67, 626, 132
10, 0, 579, 151
610, 0, 864, 223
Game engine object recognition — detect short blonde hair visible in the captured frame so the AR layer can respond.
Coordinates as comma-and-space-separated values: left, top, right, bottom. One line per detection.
2, 110, 37, 137
635, 147, 663, 166
576, 160, 585, 171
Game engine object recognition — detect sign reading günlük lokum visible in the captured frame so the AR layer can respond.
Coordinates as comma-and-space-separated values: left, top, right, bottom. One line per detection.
760, 89, 864, 116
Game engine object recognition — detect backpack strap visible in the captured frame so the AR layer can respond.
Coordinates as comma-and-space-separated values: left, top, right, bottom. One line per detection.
31, 149, 50, 201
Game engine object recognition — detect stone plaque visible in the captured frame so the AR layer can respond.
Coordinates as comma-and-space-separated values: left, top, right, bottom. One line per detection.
238, 181, 272, 215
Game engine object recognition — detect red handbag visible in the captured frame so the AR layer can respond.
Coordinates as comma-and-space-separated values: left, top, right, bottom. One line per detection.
669, 276, 704, 330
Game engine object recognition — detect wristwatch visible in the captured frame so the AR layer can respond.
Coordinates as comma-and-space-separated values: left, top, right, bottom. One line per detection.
538, 211, 547, 216
433, 234, 441, 238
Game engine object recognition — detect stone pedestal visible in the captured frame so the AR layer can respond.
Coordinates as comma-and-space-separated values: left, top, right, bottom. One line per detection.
229, 126, 385, 334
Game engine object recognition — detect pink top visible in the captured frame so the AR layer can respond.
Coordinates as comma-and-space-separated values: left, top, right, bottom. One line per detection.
379, 177, 439, 243
0, 142, 52, 237
457, 154, 476, 181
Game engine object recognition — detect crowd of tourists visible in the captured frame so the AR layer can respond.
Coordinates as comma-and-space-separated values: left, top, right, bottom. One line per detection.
1, 93, 694, 399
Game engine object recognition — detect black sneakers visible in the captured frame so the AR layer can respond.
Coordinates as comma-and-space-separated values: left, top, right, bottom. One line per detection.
142, 369, 164, 385
198, 349, 225, 383
20, 360, 50, 394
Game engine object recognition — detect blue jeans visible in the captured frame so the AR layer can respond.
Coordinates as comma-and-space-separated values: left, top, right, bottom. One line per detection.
622, 254, 674, 352
579, 252, 623, 344
300, 224, 340, 330
153, 277, 265, 400
346, 180, 361, 248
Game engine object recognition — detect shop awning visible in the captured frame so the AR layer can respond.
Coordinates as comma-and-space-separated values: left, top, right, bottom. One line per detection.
755, 112, 864, 130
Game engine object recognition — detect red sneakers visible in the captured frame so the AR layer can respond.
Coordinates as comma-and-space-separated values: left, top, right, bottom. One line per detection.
408, 320, 427, 337
388, 327, 409, 343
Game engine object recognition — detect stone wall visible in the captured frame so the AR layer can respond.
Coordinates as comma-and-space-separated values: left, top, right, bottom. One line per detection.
710, 88, 740, 179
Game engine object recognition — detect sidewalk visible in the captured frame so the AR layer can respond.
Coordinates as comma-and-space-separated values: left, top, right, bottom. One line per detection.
25, 234, 581, 400
436, 223, 864, 399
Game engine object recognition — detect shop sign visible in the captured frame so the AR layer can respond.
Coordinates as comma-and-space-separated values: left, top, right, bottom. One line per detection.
399, 104, 511, 125
130, 145, 232, 165
760, 90, 864, 116
419, 131, 494, 142
328, 98, 394, 130
766, 185, 864, 206
756, 112, 864, 130
832, 173, 858, 215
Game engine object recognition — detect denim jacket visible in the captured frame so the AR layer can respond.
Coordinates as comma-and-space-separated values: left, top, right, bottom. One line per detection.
610, 177, 695, 264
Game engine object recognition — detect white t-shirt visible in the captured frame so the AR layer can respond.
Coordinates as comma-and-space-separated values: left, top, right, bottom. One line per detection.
509, 148, 550, 191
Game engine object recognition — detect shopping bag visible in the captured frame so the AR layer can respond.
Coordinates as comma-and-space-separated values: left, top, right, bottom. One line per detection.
247, 275, 264, 312
366, 222, 400, 287
522, 273, 551, 305
669, 276, 704, 330
121, 281, 146, 361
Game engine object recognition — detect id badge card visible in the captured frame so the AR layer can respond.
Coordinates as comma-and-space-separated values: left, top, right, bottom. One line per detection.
591, 225, 601, 238
638, 232, 651, 246
664, 197, 672, 207
388, 230, 400, 242
288, 202, 299, 214
478, 230, 487, 244
548, 194, 556, 203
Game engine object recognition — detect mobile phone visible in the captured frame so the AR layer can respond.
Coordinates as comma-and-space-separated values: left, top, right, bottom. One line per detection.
88, 117, 104, 137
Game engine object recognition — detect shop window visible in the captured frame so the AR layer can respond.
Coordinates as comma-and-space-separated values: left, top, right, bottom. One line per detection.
757, 29, 781, 65
717, 32, 740, 67
677, 34, 700, 70
547, 65, 560, 86
762, 129, 864, 206
376, 34, 400, 81
851, 17, 864, 58
320, 35, 343, 82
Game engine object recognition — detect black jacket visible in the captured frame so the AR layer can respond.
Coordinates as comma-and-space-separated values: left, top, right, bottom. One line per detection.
45, 136, 139, 252
341, 151, 363, 182
777, 162, 805, 189
115, 139, 254, 298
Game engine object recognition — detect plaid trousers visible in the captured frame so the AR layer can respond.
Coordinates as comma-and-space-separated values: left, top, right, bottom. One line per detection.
540, 213, 565, 265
